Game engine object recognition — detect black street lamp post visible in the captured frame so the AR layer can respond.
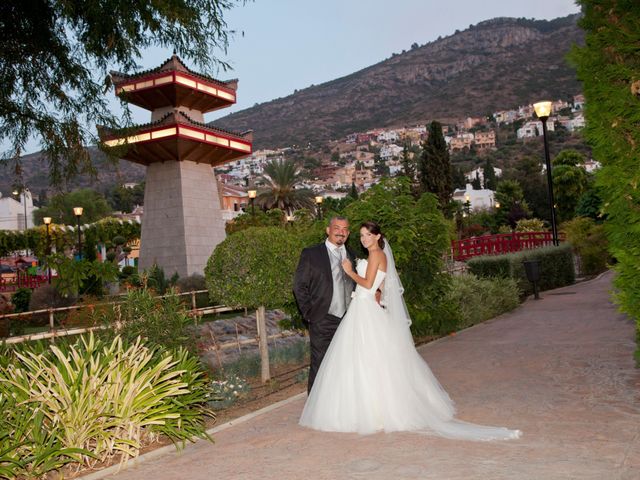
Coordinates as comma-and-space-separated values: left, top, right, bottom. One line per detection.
534, 101, 559, 246
315, 195, 323, 220
43, 217, 52, 283
248, 190, 257, 216
73, 207, 83, 259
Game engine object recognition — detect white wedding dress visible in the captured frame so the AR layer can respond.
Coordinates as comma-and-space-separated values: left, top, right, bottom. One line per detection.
299, 259, 521, 441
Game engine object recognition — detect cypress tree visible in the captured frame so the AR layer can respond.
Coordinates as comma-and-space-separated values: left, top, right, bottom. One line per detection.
483, 158, 497, 190
419, 121, 453, 208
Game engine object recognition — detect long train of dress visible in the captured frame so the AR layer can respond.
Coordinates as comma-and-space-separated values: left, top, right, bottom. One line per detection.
299, 261, 521, 441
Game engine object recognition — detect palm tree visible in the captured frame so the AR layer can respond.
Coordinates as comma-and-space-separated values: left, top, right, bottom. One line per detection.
256, 158, 314, 214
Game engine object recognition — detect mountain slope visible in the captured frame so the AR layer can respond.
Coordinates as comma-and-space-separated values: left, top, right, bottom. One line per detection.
212, 15, 583, 148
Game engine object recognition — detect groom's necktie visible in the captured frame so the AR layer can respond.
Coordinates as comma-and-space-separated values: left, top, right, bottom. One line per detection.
327, 246, 347, 317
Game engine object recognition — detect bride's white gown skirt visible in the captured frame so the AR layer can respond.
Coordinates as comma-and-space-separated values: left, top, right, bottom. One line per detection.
299, 268, 521, 441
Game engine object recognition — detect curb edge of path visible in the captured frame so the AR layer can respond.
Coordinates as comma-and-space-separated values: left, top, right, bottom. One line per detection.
79, 392, 307, 480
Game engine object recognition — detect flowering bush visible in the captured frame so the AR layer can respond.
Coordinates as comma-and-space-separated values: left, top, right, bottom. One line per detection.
208, 374, 250, 409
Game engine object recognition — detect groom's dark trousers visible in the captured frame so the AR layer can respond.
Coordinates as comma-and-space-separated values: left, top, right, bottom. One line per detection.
308, 313, 342, 393
293, 242, 355, 393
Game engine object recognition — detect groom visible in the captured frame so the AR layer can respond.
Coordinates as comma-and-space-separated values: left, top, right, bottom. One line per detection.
293, 216, 356, 393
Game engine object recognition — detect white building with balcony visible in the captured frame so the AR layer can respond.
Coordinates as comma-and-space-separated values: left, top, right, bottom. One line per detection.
0, 190, 35, 231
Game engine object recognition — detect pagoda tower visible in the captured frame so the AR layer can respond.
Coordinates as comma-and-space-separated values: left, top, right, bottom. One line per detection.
100, 55, 252, 277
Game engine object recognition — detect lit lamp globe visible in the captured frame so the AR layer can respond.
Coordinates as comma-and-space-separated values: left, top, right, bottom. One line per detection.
73, 207, 84, 217
533, 101, 552, 120
248, 190, 257, 199
43, 217, 52, 225
315, 196, 323, 205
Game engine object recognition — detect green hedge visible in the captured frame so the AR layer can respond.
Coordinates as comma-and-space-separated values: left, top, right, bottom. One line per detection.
467, 244, 575, 295
445, 274, 521, 330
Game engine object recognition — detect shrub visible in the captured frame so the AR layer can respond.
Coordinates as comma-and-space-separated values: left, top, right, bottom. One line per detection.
467, 244, 575, 295
562, 217, 610, 275
0, 333, 212, 477
11, 288, 31, 313
515, 218, 545, 232
176, 274, 207, 293
95, 287, 196, 353
144, 264, 179, 295
446, 274, 521, 330
205, 227, 302, 310
467, 255, 511, 279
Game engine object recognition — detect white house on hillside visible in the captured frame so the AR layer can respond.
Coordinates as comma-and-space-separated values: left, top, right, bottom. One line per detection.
465, 166, 503, 185
452, 184, 496, 211
0, 190, 35, 231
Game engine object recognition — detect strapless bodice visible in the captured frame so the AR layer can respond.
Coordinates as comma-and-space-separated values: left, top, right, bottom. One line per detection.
353, 259, 386, 299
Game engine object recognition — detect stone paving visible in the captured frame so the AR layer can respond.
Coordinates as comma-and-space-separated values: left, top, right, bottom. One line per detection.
95, 271, 640, 480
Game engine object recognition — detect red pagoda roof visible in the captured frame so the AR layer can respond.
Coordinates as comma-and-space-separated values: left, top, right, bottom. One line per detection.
110, 55, 238, 113
99, 111, 253, 167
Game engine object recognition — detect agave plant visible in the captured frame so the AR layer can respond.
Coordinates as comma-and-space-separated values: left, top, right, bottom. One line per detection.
256, 158, 315, 215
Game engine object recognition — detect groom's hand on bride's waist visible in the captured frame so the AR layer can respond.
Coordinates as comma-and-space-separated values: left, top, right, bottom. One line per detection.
375, 289, 383, 306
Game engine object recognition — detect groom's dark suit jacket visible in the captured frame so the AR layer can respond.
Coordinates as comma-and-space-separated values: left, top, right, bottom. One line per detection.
293, 242, 356, 326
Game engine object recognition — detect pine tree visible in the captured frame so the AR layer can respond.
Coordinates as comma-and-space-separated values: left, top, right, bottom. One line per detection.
483, 158, 497, 190
471, 172, 482, 190
350, 182, 359, 199
419, 121, 453, 208
451, 165, 467, 189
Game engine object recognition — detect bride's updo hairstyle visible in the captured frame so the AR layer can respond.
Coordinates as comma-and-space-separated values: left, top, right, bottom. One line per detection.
361, 221, 386, 249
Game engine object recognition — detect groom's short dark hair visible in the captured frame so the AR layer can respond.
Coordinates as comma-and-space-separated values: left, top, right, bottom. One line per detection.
328, 216, 349, 227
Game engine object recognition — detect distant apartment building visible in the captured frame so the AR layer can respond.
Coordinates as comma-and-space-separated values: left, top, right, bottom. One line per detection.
573, 94, 585, 111
313, 163, 340, 181
353, 165, 374, 188
518, 104, 534, 119
334, 164, 357, 186
377, 130, 399, 143
399, 129, 422, 145
474, 130, 496, 150
380, 144, 403, 161
463, 116, 486, 129
552, 99, 570, 112
493, 109, 518, 124
557, 113, 585, 132
517, 120, 555, 139
449, 133, 474, 152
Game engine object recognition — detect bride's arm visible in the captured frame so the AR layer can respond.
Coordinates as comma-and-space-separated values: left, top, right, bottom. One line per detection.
342, 251, 384, 289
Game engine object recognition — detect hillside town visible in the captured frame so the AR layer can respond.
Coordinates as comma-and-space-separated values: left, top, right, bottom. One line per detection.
213, 94, 592, 219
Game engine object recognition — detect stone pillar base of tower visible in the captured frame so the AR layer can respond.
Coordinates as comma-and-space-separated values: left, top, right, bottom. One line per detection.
139, 160, 226, 278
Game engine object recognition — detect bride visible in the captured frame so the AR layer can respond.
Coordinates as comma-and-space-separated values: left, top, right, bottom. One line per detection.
299, 221, 521, 440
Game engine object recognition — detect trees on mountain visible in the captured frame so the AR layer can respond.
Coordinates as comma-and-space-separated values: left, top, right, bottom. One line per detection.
0, 0, 240, 184
419, 121, 453, 209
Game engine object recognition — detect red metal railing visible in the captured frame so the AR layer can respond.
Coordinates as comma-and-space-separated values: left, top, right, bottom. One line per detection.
451, 231, 565, 261
0, 272, 51, 292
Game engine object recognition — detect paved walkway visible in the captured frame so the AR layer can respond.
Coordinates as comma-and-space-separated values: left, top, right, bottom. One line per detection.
95, 271, 640, 480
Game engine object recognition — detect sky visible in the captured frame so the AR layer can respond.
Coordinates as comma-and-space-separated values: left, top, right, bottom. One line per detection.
23, 0, 581, 154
